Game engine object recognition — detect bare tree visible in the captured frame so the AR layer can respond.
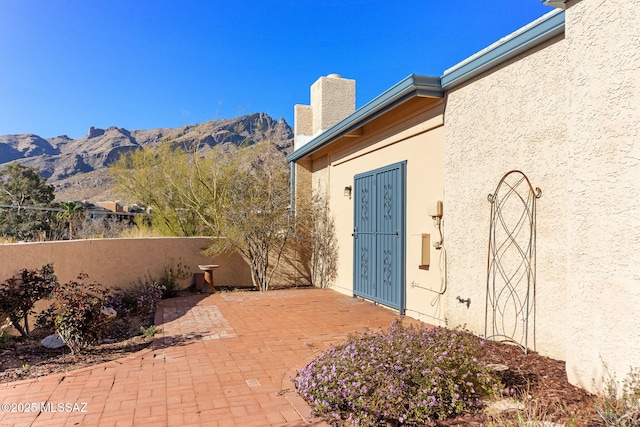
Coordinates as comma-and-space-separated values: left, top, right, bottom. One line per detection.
206, 141, 293, 291
111, 139, 293, 291
75, 215, 131, 239
294, 194, 338, 288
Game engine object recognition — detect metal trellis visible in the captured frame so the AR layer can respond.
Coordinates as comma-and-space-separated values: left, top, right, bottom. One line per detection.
485, 170, 541, 354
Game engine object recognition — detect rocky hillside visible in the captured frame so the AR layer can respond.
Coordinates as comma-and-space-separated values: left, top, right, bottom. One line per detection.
0, 113, 293, 202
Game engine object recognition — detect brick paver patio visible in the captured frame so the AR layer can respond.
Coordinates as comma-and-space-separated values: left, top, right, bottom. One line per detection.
0, 288, 418, 426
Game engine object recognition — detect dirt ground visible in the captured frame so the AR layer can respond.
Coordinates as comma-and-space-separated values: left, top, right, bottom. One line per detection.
0, 316, 154, 384
432, 340, 601, 426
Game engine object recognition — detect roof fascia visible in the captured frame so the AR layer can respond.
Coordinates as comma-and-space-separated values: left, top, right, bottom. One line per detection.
287, 74, 442, 163
542, 0, 566, 9
287, 10, 565, 163
441, 9, 565, 90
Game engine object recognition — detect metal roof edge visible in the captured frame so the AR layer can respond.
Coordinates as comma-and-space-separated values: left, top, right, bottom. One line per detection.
542, 0, 566, 9
441, 9, 565, 90
287, 74, 442, 162
287, 11, 564, 163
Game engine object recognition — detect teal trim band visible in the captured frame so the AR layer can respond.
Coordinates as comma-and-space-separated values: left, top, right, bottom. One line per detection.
441, 9, 565, 89
287, 74, 442, 163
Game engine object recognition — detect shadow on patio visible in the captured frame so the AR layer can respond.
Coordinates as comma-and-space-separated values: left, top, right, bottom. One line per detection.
0, 288, 418, 426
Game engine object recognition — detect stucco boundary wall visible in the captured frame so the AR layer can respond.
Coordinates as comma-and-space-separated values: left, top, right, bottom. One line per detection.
0, 237, 253, 291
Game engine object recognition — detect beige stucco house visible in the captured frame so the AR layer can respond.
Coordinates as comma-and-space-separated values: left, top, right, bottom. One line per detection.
288, 0, 640, 393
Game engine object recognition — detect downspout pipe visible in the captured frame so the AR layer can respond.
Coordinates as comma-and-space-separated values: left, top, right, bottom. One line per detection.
289, 161, 296, 216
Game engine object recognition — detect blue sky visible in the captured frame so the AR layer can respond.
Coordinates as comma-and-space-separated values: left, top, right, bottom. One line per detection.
0, 1, 552, 139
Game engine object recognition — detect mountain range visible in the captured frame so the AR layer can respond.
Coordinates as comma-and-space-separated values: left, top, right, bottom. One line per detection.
0, 113, 293, 202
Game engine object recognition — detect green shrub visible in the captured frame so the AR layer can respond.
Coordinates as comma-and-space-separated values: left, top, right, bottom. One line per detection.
16, 363, 29, 376
140, 324, 159, 337
0, 317, 13, 349
159, 261, 188, 299
0, 264, 58, 337
295, 321, 498, 425
0, 333, 12, 349
45, 273, 113, 354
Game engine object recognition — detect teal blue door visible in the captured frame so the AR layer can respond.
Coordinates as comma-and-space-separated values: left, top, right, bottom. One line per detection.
353, 161, 406, 313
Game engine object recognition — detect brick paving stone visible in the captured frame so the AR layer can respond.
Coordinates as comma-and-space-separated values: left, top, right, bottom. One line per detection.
0, 288, 422, 426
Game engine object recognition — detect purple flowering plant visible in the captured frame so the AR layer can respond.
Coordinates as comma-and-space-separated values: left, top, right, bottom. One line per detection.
295, 320, 498, 425
107, 279, 165, 319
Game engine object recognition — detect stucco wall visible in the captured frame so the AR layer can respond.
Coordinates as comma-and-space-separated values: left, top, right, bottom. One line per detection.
292, 0, 640, 393
318, 103, 446, 324
563, 0, 640, 391
0, 237, 252, 291
443, 34, 569, 360
445, 0, 640, 392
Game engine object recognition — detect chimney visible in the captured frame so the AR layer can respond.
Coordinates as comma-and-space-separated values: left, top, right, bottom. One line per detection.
294, 74, 355, 151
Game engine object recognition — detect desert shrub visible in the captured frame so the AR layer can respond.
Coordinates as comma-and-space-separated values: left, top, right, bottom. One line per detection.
42, 274, 113, 354
0, 317, 13, 349
107, 280, 164, 319
293, 194, 338, 288
74, 216, 131, 239
141, 324, 159, 337
118, 220, 162, 238
159, 261, 188, 299
0, 264, 58, 337
295, 321, 498, 426
0, 334, 12, 349
596, 367, 640, 427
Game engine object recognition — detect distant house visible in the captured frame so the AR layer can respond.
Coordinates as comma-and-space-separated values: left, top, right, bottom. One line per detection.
82, 200, 147, 225
288, 0, 640, 393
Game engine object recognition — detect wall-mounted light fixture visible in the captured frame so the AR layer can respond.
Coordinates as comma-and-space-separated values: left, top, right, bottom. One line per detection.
344, 185, 352, 198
